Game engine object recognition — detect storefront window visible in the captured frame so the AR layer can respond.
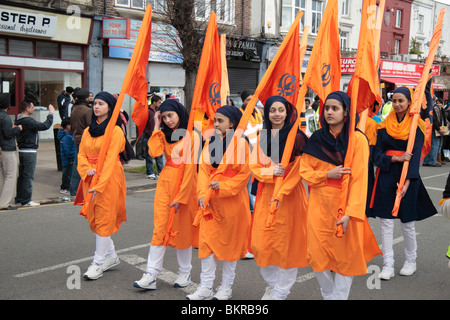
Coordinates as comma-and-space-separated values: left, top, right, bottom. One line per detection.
61, 44, 83, 60
37, 41, 59, 59
24, 69, 82, 108
9, 39, 33, 57
0, 38, 6, 55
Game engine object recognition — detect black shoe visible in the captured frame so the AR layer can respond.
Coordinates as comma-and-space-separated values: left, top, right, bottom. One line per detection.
0, 206, 15, 211
423, 163, 431, 166
430, 163, 442, 167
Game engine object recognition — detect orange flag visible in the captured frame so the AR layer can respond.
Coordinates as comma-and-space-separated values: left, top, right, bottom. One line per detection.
80, 5, 153, 215
336, 0, 383, 237
301, 0, 340, 110
392, 8, 445, 217
347, 0, 383, 116
220, 33, 230, 107
190, 13, 222, 134
128, 6, 153, 139
256, 12, 301, 106
193, 11, 304, 227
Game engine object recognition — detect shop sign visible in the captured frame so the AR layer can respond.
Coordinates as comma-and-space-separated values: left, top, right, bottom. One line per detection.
102, 18, 130, 39
0, 8, 57, 37
380, 60, 440, 77
226, 38, 262, 63
108, 19, 182, 63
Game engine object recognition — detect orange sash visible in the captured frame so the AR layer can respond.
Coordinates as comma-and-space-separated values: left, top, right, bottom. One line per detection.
369, 150, 404, 209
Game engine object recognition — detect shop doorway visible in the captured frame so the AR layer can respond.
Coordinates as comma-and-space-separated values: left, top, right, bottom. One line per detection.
0, 68, 21, 114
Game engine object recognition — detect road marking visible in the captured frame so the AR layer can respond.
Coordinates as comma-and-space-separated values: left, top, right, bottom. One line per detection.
120, 254, 198, 294
425, 187, 445, 192
13, 243, 151, 278
295, 234, 419, 284
421, 173, 449, 180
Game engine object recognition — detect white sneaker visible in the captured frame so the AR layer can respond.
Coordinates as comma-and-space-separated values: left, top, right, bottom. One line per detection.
147, 173, 156, 180
378, 265, 395, 280
23, 201, 40, 207
102, 256, 120, 271
261, 286, 274, 300
212, 285, 232, 300
186, 286, 213, 300
60, 189, 69, 194
399, 261, 416, 276
83, 263, 103, 280
242, 251, 254, 259
174, 272, 191, 288
134, 273, 157, 290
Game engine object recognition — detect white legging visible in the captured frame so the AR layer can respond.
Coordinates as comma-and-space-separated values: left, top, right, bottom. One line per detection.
200, 254, 237, 289
314, 270, 354, 300
146, 245, 192, 275
380, 218, 417, 267
260, 265, 298, 300
93, 235, 117, 265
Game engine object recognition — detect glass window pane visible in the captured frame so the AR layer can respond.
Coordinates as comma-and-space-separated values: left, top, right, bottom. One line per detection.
24, 69, 82, 108
0, 38, 6, 55
37, 41, 59, 59
62, 44, 83, 60
281, 7, 292, 29
9, 39, 33, 57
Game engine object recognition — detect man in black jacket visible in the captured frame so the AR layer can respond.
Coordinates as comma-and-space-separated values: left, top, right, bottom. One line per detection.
14, 99, 54, 206
0, 93, 22, 210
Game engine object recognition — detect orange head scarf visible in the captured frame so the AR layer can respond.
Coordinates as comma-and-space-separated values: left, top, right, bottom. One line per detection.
378, 87, 426, 141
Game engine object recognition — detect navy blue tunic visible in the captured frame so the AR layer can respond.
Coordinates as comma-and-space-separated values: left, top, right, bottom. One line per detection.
369, 127, 437, 223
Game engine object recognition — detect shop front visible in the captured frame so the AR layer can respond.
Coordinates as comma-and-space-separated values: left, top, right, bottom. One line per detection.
0, 4, 92, 122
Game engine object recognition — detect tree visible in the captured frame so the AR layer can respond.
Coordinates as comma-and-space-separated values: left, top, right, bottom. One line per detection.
151, 0, 235, 112
409, 37, 423, 57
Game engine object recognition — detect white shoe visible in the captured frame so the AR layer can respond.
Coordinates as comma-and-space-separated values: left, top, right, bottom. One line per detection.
186, 286, 213, 300
23, 201, 40, 207
60, 189, 69, 194
399, 261, 416, 276
379, 265, 395, 280
242, 251, 254, 259
147, 173, 156, 180
212, 285, 232, 300
102, 256, 120, 271
261, 286, 274, 300
83, 263, 103, 280
134, 273, 157, 290
174, 272, 191, 288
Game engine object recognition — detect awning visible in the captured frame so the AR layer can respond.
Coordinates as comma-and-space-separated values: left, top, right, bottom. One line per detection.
381, 76, 446, 90
432, 75, 450, 91
381, 76, 419, 87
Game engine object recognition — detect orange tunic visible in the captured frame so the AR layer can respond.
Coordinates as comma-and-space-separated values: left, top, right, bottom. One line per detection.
299, 131, 381, 276
148, 130, 199, 249
77, 126, 127, 237
365, 116, 378, 146
197, 138, 251, 261
249, 143, 308, 269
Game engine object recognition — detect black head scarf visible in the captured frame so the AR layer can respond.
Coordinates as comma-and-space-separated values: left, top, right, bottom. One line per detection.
208, 105, 243, 168
159, 99, 189, 143
259, 95, 305, 163
88, 92, 122, 137
301, 91, 358, 166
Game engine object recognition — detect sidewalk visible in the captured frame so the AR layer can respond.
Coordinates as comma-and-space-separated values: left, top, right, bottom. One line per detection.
30, 141, 157, 205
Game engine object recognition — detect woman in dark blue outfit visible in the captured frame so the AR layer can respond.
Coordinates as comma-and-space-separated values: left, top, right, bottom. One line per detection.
369, 87, 436, 280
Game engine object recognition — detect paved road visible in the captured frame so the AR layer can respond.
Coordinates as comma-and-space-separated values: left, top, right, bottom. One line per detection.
0, 164, 449, 304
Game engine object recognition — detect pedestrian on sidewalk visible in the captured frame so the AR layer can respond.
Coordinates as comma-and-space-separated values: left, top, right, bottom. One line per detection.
57, 117, 75, 195
14, 99, 54, 207
143, 94, 164, 179
0, 93, 22, 210
69, 89, 92, 198
75, 92, 126, 280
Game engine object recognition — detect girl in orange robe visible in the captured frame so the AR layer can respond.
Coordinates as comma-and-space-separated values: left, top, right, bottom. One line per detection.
187, 105, 251, 300
249, 96, 308, 300
76, 92, 126, 280
300, 91, 381, 300
134, 99, 199, 290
